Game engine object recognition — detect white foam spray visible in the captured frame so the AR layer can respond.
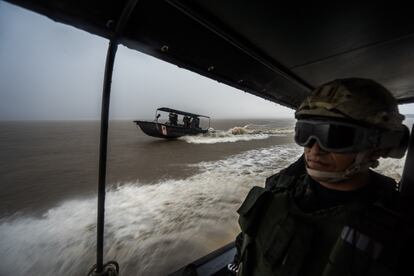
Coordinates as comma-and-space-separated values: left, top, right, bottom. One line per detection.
0, 144, 303, 276
0, 144, 406, 275
180, 125, 294, 144
373, 156, 406, 182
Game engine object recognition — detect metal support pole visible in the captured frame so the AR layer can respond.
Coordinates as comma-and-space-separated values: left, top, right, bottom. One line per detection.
400, 124, 414, 196
96, 39, 118, 273
91, 1, 140, 274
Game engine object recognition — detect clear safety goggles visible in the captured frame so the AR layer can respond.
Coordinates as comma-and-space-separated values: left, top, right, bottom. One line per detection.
294, 119, 382, 153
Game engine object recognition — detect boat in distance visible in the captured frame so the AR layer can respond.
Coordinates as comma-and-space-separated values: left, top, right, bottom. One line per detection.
134, 107, 211, 139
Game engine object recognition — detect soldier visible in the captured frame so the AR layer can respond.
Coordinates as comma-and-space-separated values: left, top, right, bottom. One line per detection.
183, 115, 190, 127
231, 78, 412, 276
169, 112, 178, 125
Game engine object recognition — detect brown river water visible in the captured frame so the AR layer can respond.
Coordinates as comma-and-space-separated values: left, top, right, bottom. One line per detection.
0, 119, 408, 275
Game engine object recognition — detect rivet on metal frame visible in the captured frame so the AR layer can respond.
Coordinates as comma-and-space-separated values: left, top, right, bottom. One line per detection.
208, 66, 214, 71
161, 45, 169, 52
106, 20, 115, 29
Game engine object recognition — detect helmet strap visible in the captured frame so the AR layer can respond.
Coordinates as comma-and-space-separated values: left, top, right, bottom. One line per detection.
306, 167, 348, 183
306, 151, 378, 183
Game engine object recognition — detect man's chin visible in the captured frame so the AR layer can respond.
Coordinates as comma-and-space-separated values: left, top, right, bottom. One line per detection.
306, 160, 330, 171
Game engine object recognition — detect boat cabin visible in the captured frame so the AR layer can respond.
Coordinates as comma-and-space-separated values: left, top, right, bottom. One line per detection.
154, 107, 209, 128
133, 107, 210, 139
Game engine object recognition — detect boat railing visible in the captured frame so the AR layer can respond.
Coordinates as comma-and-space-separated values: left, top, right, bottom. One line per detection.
154, 108, 210, 130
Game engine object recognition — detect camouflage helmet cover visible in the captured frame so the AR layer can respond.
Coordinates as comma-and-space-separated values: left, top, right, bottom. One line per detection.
295, 78, 405, 130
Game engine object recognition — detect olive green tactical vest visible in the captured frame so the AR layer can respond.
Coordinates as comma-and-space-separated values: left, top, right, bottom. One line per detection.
237, 173, 409, 276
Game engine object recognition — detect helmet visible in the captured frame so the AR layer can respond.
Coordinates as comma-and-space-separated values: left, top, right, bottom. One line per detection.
295, 78, 409, 158
295, 78, 409, 183
296, 78, 405, 130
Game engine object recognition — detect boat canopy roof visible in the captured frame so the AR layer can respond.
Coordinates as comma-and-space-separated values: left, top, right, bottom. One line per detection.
6, 0, 414, 108
157, 107, 209, 118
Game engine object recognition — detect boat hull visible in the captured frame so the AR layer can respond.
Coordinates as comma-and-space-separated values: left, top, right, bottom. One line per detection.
134, 121, 207, 139
169, 242, 236, 275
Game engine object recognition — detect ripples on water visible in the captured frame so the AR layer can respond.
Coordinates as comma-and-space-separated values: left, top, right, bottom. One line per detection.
0, 120, 408, 276
0, 144, 304, 275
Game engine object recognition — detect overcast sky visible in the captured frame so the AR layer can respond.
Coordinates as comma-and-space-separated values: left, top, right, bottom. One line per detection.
1, 2, 413, 120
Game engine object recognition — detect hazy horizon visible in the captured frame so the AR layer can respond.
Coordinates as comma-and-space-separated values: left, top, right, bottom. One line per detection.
0, 117, 296, 121
0, 2, 297, 121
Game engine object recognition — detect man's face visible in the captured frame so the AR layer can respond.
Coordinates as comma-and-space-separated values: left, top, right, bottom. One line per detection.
304, 141, 357, 172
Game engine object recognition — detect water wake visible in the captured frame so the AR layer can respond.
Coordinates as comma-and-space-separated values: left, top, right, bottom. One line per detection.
0, 144, 406, 276
0, 144, 302, 276
180, 125, 294, 144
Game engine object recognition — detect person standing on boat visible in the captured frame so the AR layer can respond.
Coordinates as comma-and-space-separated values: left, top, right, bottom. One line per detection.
183, 115, 191, 127
169, 112, 178, 125
231, 78, 413, 276
191, 117, 200, 129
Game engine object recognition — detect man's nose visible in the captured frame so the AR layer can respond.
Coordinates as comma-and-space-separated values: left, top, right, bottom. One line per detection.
307, 139, 324, 154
